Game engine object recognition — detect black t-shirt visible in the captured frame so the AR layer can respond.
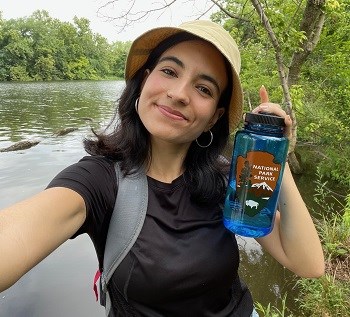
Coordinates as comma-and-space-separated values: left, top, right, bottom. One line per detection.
47, 156, 253, 316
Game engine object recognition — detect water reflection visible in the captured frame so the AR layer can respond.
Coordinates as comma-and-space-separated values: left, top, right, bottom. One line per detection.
237, 237, 299, 312
0, 80, 122, 143
0, 80, 299, 316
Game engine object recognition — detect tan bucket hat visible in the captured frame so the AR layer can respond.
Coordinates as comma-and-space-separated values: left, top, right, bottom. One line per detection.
125, 20, 243, 131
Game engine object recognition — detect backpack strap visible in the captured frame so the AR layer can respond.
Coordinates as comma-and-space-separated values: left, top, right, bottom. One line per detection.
100, 162, 148, 316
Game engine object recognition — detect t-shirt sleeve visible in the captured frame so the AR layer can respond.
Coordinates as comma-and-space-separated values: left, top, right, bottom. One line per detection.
46, 155, 117, 238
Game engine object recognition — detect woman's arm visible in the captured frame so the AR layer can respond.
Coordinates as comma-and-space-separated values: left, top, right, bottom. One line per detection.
256, 164, 325, 277
0, 187, 86, 291
254, 86, 324, 277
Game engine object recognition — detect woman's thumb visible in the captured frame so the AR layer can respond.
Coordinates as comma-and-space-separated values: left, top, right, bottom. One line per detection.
259, 85, 269, 103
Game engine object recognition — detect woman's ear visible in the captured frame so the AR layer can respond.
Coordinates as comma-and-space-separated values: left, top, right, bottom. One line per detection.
140, 69, 151, 90
205, 108, 225, 131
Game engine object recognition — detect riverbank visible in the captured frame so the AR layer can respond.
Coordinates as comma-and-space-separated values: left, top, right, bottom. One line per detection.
256, 169, 350, 316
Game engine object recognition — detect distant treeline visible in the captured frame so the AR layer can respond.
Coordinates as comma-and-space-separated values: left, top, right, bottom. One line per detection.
0, 10, 131, 81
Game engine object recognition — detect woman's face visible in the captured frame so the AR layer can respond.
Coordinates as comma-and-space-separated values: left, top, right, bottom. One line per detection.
138, 39, 228, 146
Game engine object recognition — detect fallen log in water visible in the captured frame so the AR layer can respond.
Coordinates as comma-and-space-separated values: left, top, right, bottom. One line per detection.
53, 127, 78, 136
0, 140, 41, 152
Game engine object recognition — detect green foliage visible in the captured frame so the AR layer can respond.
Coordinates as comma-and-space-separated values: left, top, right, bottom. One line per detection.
212, 0, 350, 188
313, 169, 350, 259
9, 65, 30, 81
0, 10, 130, 81
295, 274, 350, 316
296, 0, 350, 187
33, 55, 56, 80
296, 81, 350, 187
110, 41, 132, 79
255, 294, 294, 317
344, 194, 350, 227
66, 56, 97, 80
212, 0, 309, 106
294, 170, 350, 316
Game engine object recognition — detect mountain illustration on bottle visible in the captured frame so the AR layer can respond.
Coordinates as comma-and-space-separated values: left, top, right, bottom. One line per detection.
250, 181, 274, 197
251, 182, 273, 191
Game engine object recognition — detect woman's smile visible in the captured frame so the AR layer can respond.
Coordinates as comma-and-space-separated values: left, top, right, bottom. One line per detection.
157, 104, 188, 121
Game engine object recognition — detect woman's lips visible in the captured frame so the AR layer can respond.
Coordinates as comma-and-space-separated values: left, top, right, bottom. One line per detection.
158, 105, 187, 121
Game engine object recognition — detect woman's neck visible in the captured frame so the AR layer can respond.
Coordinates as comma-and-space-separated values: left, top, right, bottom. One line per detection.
147, 139, 190, 183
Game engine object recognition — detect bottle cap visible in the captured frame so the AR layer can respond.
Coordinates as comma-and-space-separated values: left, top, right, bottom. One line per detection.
245, 112, 285, 127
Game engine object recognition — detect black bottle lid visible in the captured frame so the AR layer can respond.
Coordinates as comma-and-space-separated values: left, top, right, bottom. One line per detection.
245, 112, 285, 127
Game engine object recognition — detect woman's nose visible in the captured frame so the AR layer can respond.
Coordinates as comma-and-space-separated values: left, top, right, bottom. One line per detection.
166, 81, 190, 105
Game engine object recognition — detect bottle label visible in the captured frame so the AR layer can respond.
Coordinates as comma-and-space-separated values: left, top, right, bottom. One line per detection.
235, 151, 281, 217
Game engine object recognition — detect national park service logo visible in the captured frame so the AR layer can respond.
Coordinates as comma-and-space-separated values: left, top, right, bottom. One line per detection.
234, 151, 281, 217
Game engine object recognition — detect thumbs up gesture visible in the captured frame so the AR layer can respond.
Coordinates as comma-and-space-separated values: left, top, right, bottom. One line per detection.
251, 85, 292, 138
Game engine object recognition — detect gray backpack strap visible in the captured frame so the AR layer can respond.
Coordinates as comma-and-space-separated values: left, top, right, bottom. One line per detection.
100, 162, 148, 316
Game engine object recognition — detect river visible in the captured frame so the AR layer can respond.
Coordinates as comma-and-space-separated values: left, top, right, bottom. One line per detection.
0, 80, 309, 316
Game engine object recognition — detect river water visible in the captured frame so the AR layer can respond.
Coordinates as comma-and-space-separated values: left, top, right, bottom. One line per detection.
0, 80, 304, 316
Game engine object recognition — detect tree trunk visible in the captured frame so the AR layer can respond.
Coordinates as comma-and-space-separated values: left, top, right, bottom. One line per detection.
250, 0, 302, 173
288, 0, 326, 86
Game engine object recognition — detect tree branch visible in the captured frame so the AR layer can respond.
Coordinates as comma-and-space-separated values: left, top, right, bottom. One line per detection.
198, 3, 216, 19
209, 0, 250, 22
97, 0, 178, 30
250, 0, 292, 111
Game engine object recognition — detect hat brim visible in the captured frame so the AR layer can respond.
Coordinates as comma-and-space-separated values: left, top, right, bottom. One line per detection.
125, 24, 243, 131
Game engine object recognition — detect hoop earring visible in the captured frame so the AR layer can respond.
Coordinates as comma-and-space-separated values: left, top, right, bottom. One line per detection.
196, 130, 213, 148
135, 97, 140, 113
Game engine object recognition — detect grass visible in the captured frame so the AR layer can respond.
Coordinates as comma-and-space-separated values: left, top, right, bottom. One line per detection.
294, 170, 350, 317
255, 169, 350, 316
255, 294, 294, 317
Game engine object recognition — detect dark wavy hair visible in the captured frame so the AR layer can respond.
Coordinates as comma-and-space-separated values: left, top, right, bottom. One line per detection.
84, 32, 233, 205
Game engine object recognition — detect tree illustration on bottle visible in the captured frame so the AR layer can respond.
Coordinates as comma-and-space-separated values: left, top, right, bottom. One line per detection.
237, 160, 252, 209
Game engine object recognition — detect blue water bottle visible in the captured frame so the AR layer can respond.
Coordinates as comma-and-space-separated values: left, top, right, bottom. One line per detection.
223, 112, 289, 238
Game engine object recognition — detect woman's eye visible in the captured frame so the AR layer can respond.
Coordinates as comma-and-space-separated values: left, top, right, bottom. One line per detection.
198, 86, 213, 97
161, 68, 176, 77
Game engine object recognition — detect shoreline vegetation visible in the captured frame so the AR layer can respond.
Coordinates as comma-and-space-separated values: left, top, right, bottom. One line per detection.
256, 170, 350, 316
0, 10, 131, 82
1, 7, 349, 317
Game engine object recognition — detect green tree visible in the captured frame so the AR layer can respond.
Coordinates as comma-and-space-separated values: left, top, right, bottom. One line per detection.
0, 10, 130, 81
210, 0, 350, 185
0, 19, 34, 80
110, 41, 131, 78
25, 10, 61, 80
297, 0, 350, 186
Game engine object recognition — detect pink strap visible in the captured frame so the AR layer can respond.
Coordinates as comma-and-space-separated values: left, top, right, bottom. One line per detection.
93, 270, 101, 301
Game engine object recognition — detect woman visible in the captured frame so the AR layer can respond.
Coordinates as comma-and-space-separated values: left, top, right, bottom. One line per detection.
0, 20, 324, 316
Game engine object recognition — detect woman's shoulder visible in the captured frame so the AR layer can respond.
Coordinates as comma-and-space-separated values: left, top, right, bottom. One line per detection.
77, 155, 116, 171
47, 155, 118, 190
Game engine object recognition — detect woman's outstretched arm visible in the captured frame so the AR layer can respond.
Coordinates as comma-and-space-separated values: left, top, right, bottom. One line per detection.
0, 187, 86, 291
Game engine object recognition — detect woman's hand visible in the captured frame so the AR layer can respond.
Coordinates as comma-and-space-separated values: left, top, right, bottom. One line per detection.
251, 85, 292, 139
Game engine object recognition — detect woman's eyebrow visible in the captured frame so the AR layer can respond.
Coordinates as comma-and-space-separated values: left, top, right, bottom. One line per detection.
199, 74, 221, 95
158, 55, 221, 94
158, 55, 184, 68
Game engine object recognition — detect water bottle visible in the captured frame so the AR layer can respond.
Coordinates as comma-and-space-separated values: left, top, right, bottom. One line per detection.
223, 112, 289, 238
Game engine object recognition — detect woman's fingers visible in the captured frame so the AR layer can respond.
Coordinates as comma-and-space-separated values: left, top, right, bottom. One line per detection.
251, 85, 292, 139
284, 115, 292, 139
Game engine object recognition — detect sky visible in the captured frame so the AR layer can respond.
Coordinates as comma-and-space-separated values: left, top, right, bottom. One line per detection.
0, 0, 216, 43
